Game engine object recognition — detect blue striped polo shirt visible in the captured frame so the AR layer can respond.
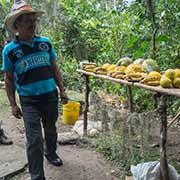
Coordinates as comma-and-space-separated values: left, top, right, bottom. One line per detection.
2, 36, 57, 96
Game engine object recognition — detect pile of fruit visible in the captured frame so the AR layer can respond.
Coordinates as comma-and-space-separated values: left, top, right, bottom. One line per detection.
160, 69, 180, 88
80, 58, 180, 89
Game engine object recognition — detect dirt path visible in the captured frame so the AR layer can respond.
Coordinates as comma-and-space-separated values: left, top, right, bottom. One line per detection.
3, 116, 120, 180
0, 89, 120, 180
9, 145, 120, 180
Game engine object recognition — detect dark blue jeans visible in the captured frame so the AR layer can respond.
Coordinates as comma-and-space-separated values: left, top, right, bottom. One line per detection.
20, 90, 58, 180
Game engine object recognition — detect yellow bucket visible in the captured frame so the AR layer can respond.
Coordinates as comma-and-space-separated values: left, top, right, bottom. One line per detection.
62, 101, 80, 125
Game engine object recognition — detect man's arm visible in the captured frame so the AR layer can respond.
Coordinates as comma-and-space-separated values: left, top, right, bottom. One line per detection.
51, 60, 68, 104
4, 71, 22, 119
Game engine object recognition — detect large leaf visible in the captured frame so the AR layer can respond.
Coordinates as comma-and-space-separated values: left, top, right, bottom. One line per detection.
125, 35, 138, 48
156, 35, 168, 42
134, 48, 145, 59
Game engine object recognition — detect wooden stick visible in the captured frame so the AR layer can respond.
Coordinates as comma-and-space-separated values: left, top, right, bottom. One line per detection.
83, 75, 90, 136
168, 110, 180, 129
127, 86, 133, 112
158, 95, 169, 180
77, 69, 180, 97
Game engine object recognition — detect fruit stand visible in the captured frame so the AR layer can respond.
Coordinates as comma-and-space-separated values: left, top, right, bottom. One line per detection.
77, 68, 180, 180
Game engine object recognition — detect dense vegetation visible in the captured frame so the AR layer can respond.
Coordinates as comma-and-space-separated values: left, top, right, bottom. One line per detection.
0, 0, 179, 111
0, 0, 179, 112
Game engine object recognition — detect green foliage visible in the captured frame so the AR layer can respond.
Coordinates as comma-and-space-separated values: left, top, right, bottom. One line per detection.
166, 97, 180, 116
132, 87, 155, 112
58, 56, 84, 92
95, 131, 125, 163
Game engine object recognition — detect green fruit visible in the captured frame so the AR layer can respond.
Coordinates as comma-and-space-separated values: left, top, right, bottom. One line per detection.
173, 77, 180, 88
142, 58, 159, 72
160, 76, 172, 88
116, 57, 133, 67
174, 69, 180, 78
164, 69, 175, 80
134, 58, 145, 65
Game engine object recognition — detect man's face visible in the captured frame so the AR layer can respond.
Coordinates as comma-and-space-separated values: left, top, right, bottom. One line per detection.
15, 13, 37, 38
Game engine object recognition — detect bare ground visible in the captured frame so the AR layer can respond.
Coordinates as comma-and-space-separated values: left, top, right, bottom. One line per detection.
0, 89, 121, 180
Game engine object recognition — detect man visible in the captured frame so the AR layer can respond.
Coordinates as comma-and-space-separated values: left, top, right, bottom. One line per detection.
2, 1, 68, 180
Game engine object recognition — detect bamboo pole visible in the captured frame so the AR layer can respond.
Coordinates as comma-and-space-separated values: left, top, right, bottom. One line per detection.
83, 75, 90, 136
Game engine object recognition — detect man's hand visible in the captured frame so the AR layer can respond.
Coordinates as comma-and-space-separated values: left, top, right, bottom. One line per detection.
60, 91, 68, 105
11, 105, 22, 119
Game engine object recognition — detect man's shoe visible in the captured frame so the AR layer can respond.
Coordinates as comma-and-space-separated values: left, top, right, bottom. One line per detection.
45, 153, 63, 166
0, 129, 13, 145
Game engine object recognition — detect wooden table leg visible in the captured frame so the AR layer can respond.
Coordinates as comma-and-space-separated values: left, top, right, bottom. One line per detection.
158, 95, 169, 180
127, 85, 133, 112
153, 92, 161, 109
83, 75, 90, 136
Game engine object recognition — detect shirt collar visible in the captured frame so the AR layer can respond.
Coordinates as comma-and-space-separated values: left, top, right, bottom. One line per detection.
14, 36, 37, 47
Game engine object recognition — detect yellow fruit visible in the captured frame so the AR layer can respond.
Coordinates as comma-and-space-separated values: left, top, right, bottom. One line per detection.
114, 74, 124, 79
125, 68, 135, 74
97, 71, 107, 75
84, 65, 96, 72
174, 69, 180, 78
173, 77, 180, 88
107, 70, 117, 77
107, 64, 117, 72
129, 76, 142, 81
142, 75, 160, 83
84, 67, 95, 72
93, 67, 107, 75
115, 66, 127, 73
127, 64, 143, 72
145, 81, 160, 86
84, 65, 96, 69
80, 62, 96, 69
113, 72, 124, 79
163, 69, 175, 80
102, 63, 111, 70
160, 76, 172, 88
128, 72, 143, 78
123, 74, 129, 80
148, 71, 161, 79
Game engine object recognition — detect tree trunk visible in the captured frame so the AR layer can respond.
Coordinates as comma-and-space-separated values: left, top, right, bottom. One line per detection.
146, 0, 157, 58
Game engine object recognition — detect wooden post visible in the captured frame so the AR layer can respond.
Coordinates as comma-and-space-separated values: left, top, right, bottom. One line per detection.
158, 95, 169, 180
152, 92, 161, 109
83, 75, 90, 136
127, 85, 133, 112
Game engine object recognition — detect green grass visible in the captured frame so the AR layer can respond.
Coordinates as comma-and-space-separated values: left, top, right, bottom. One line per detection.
94, 130, 180, 175
66, 90, 84, 102
0, 89, 8, 104
0, 89, 10, 119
